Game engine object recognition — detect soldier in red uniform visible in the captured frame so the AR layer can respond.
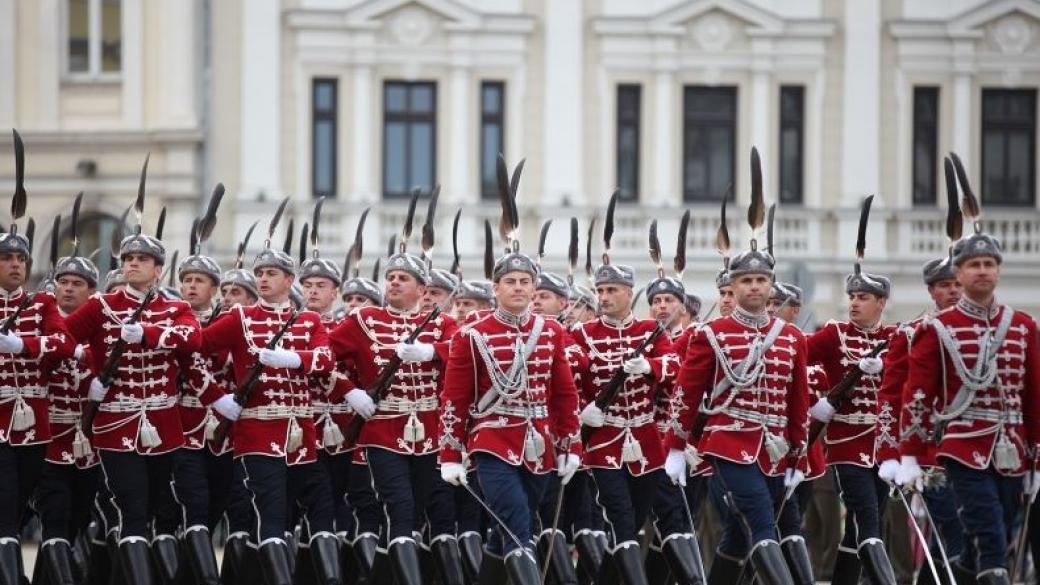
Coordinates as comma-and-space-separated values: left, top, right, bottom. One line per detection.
571, 218, 680, 585
715, 270, 735, 318
200, 223, 341, 585
806, 234, 898, 584
33, 249, 102, 584
0, 212, 75, 584
66, 228, 200, 585
896, 168, 1040, 585
329, 245, 458, 585
423, 268, 458, 313
453, 280, 494, 322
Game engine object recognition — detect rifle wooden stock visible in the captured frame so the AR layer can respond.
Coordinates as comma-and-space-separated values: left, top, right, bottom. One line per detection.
210, 310, 301, 447
0, 294, 34, 335
80, 288, 158, 438
339, 306, 442, 447
580, 323, 665, 444
806, 339, 890, 446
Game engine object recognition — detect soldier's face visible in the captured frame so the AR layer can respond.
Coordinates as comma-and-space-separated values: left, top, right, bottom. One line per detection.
531, 290, 567, 316
596, 284, 633, 320
453, 298, 488, 320
927, 278, 963, 310
0, 252, 28, 291
847, 292, 885, 327
650, 293, 683, 326
422, 287, 452, 313
956, 256, 1000, 302
776, 303, 800, 323
180, 272, 218, 312
255, 267, 294, 302
301, 276, 338, 313
494, 272, 536, 314
384, 270, 424, 310
55, 275, 94, 313
220, 284, 257, 310
343, 294, 375, 310
122, 253, 162, 289
718, 286, 735, 316
733, 274, 772, 313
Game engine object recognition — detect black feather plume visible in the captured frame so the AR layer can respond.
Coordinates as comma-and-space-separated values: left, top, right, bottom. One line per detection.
310, 196, 325, 256
235, 221, 258, 269
748, 147, 765, 233
537, 220, 552, 265
765, 203, 776, 260
567, 217, 579, 285
49, 214, 61, 268
111, 205, 131, 256
189, 218, 200, 255
350, 208, 370, 276
282, 219, 294, 256
299, 223, 309, 265
496, 154, 519, 248
949, 152, 981, 231
386, 234, 396, 259
585, 218, 596, 282
266, 198, 290, 248
154, 206, 167, 241
11, 129, 26, 226
854, 195, 874, 274
133, 153, 149, 235
25, 218, 34, 254
602, 190, 619, 264
649, 219, 663, 277
198, 183, 225, 243
401, 188, 420, 252
483, 220, 494, 280
70, 192, 83, 257
372, 258, 381, 282
944, 157, 963, 243
674, 210, 689, 278
421, 185, 440, 257
450, 208, 461, 277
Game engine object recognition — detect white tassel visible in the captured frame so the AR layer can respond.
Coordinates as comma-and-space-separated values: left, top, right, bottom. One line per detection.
403, 413, 425, 443
287, 417, 303, 453
73, 426, 92, 459
204, 412, 219, 441
322, 421, 344, 448
139, 415, 161, 449
620, 432, 643, 463
11, 398, 35, 432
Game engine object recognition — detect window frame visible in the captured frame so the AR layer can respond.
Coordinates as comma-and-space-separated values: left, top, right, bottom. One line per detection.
616, 84, 642, 202
63, 0, 123, 82
479, 81, 506, 200
682, 85, 738, 202
980, 88, 1037, 207
311, 78, 339, 199
382, 80, 438, 200
911, 86, 940, 206
778, 85, 805, 204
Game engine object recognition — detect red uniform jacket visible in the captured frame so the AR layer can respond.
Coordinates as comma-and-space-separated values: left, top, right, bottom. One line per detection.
311, 312, 356, 456
572, 315, 678, 475
178, 308, 236, 455
329, 305, 457, 456
666, 311, 809, 476
807, 320, 895, 467
438, 309, 582, 474
667, 323, 714, 478
66, 287, 199, 454
0, 289, 74, 446
806, 363, 830, 480
900, 300, 1040, 475
45, 341, 98, 468
876, 316, 934, 466
202, 300, 333, 463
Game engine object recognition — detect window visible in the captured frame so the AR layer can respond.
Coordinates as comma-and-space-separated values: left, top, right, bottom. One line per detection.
383, 81, 436, 199
911, 87, 939, 206
480, 82, 505, 199
779, 86, 804, 204
67, 0, 122, 77
683, 86, 737, 202
60, 211, 123, 274
981, 89, 1036, 206
312, 79, 338, 198
616, 85, 641, 201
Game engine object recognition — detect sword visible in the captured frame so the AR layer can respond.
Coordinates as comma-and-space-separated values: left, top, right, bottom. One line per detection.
460, 482, 528, 555
1010, 481, 1038, 583
676, 483, 708, 579
892, 486, 942, 585
541, 477, 567, 583
915, 489, 957, 585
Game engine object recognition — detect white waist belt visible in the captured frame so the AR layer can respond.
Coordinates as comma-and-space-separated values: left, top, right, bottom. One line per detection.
486, 403, 549, 419
239, 405, 314, 420
100, 396, 177, 413
961, 408, 1023, 425
724, 407, 788, 428
377, 396, 438, 413
0, 386, 47, 400
603, 412, 655, 428
832, 412, 877, 425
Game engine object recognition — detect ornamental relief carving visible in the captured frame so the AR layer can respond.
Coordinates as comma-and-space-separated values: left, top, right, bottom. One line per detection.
985, 13, 1037, 55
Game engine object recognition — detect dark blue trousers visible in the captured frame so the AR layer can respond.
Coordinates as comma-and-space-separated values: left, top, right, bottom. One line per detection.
33, 462, 100, 542
474, 453, 550, 556
172, 448, 233, 531
98, 450, 178, 538
0, 444, 45, 538
712, 458, 801, 558
923, 481, 969, 568
239, 456, 334, 543
317, 451, 354, 535
347, 460, 383, 539
944, 460, 1022, 573
565, 470, 604, 537
455, 470, 485, 536
226, 460, 254, 536
833, 463, 888, 547
365, 448, 436, 542
426, 472, 460, 539
652, 470, 694, 539
590, 468, 659, 548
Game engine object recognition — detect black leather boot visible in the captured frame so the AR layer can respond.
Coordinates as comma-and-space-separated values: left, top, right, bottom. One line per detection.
0, 537, 24, 585
431, 535, 466, 585
975, 568, 1010, 585
951, 561, 977, 585
117, 537, 155, 585
476, 550, 505, 585
285, 532, 298, 576
537, 529, 578, 585
258, 539, 293, 585
41, 539, 76, 585
574, 530, 606, 585
857, 538, 897, 585
831, 547, 862, 585
309, 532, 343, 585
337, 533, 358, 585
456, 532, 482, 585
644, 544, 669, 585
106, 532, 126, 585
86, 536, 111, 585
179, 526, 220, 585
661, 533, 706, 585
779, 536, 813, 585
747, 539, 795, 585
706, 550, 744, 585
31, 544, 47, 585
351, 533, 378, 583
504, 548, 542, 585
387, 537, 423, 585
151, 534, 180, 585
219, 533, 249, 585
294, 541, 317, 585
611, 541, 650, 585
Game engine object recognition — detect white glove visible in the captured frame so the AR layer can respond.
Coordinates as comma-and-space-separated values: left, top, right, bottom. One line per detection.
74, 344, 85, 361
441, 462, 469, 486
809, 397, 836, 423
88, 378, 107, 402
665, 448, 687, 486
622, 356, 651, 376
212, 394, 242, 421
258, 348, 302, 369
557, 453, 581, 485
878, 459, 900, 483
895, 455, 924, 491
395, 342, 435, 363
120, 322, 144, 344
784, 468, 805, 489
346, 388, 376, 419
580, 403, 605, 427
0, 332, 24, 354
858, 356, 883, 376
1024, 470, 1040, 500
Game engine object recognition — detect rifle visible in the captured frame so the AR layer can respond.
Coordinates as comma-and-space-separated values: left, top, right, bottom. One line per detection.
1, 292, 35, 335
210, 309, 301, 447
340, 305, 443, 447
580, 321, 666, 443
80, 287, 159, 437
806, 339, 890, 446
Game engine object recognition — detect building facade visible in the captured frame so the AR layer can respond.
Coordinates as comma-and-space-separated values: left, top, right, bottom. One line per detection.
1, 0, 1039, 322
